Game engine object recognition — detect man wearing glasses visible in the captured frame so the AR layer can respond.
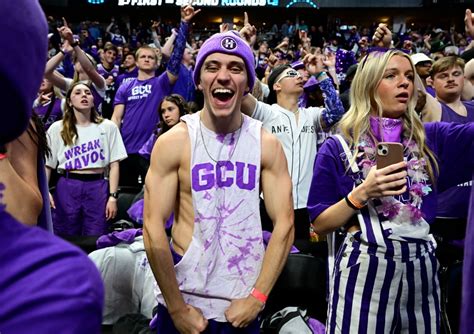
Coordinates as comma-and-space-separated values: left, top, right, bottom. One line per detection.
242, 54, 345, 241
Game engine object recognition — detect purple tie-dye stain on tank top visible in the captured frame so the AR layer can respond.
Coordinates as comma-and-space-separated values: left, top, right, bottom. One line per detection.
155, 112, 265, 322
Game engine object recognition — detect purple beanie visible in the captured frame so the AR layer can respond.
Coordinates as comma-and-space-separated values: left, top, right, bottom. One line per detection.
0, 0, 48, 144
193, 31, 255, 92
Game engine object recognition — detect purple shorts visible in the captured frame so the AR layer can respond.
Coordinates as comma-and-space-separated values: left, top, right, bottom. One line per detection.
53, 176, 108, 236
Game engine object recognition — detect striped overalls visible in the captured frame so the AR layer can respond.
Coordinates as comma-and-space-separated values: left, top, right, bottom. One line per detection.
326, 136, 441, 334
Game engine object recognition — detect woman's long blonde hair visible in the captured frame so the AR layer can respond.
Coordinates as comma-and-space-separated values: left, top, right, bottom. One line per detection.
61, 81, 102, 146
338, 49, 438, 181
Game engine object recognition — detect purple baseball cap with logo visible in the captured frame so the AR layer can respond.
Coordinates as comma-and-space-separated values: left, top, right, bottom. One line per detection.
0, 0, 48, 144
193, 31, 256, 92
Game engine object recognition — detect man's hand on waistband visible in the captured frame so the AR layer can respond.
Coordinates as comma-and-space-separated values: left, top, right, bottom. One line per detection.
225, 296, 263, 328
170, 304, 208, 334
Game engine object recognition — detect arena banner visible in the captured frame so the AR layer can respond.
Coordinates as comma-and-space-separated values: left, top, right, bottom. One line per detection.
115, 0, 319, 8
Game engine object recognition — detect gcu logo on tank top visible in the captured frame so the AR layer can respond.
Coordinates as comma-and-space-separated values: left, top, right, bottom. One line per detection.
192, 161, 257, 191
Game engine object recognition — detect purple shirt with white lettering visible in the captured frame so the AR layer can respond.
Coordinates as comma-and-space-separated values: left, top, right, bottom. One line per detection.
0, 210, 103, 333
114, 73, 173, 154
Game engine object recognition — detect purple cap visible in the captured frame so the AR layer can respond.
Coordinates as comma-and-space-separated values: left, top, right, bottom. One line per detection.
0, 0, 48, 144
291, 60, 305, 71
193, 31, 255, 92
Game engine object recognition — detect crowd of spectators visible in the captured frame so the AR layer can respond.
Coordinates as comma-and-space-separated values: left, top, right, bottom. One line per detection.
2, 1, 474, 333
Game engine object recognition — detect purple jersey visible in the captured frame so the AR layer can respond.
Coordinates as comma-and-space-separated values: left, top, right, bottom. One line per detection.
0, 210, 103, 333
114, 73, 173, 154
440, 100, 474, 123
34, 98, 63, 130
97, 64, 120, 81
308, 122, 474, 226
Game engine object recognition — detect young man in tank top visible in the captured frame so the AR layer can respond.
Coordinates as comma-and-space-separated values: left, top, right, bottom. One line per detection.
144, 30, 294, 333
422, 56, 474, 219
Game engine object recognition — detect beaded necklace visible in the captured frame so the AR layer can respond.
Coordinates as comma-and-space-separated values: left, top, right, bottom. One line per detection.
357, 134, 432, 225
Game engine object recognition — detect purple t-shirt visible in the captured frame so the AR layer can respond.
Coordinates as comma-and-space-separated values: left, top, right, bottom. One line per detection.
114, 73, 173, 154
138, 131, 158, 160
34, 98, 63, 130
0, 210, 103, 333
115, 67, 139, 91
461, 172, 474, 334
307, 122, 474, 226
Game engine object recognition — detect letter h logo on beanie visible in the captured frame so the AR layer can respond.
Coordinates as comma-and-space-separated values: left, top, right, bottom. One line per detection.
221, 37, 237, 51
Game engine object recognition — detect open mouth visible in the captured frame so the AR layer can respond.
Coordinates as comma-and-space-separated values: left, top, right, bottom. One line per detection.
395, 92, 409, 102
212, 88, 235, 104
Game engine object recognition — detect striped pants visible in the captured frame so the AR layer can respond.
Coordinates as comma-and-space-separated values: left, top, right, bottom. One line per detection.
327, 234, 440, 333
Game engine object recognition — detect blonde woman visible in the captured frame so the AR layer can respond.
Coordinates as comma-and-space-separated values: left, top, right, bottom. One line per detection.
307, 46, 474, 332
46, 81, 127, 236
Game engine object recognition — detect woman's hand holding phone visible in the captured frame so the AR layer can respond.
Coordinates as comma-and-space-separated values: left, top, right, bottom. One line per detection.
353, 161, 408, 203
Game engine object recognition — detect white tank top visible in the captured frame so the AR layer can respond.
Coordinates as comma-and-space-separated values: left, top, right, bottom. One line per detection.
156, 112, 264, 321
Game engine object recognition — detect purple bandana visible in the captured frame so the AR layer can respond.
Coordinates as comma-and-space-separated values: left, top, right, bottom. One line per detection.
370, 116, 403, 143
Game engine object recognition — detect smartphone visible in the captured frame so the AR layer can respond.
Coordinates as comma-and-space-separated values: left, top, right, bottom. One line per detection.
376, 142, 405, 190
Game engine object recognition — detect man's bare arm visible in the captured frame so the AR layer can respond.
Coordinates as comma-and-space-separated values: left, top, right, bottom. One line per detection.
225, 129, 294, 327
255, 129, 294, 295
143, 125, 207, 333
111, 104, 125, 128
143, 129, 184, 313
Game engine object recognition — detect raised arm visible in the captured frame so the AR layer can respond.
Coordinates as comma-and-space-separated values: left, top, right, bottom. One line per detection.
225, 130, 294, 327
304, 54, 345, 130
143, 126, 207, 333
238, 14, 260, 117
151, 20, 163, 49
106, 19, 114, 36
58, 23, 106, 90
161, 29, 177, 61
44, 40, 74, 91
166, 5, 201, 85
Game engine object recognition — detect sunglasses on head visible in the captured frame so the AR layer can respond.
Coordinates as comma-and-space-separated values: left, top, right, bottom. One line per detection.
417, 61, 432, 67
275, 69, 301, 84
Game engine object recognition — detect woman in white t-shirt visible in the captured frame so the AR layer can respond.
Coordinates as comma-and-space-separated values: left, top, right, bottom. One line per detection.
46, 81, 127, 236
